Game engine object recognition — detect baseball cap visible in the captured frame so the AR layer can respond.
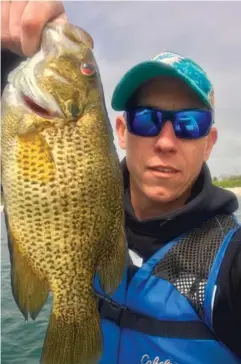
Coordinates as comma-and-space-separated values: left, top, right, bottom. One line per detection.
111, 51, 214, 111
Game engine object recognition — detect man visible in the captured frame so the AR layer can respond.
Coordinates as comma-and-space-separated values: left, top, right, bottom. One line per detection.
1, 2, 241, 363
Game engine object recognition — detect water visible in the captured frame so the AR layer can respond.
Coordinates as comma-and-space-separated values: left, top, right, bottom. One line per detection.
1, 200, 241, 364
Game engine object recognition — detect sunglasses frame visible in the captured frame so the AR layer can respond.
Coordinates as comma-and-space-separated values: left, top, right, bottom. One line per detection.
124, 106, 214, 140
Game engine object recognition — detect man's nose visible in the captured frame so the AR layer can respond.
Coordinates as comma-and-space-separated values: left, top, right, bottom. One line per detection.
154, 121, 178, 153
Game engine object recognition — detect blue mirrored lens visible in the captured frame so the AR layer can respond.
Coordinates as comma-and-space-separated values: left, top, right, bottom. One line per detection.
174, 110, 212, 138
126, 108, 213, 139
127, 109, 161, 136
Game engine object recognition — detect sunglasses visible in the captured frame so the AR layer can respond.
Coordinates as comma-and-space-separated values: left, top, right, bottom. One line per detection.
125, 107, 214, 139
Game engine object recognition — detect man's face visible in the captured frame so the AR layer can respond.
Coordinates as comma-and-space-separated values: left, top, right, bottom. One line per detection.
116, 75, 218, 206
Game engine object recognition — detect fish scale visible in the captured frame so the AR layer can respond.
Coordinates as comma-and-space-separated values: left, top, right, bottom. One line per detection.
1, 22, 126, 364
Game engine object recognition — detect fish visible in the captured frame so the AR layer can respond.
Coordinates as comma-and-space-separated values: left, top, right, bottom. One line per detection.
1, 21, 126, 364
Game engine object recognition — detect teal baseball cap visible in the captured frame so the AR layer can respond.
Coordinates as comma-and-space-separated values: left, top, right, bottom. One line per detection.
111, 51, 215, 111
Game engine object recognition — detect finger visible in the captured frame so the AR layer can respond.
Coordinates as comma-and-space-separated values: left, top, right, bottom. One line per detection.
52, 12, 68, 24
9, 1, 28, 53
1, 0, 22, 54
1, 1, 11, 47
20, 0, 67, 57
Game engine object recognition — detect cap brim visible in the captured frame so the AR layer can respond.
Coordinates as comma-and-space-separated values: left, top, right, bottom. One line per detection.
111, 60, 211, 111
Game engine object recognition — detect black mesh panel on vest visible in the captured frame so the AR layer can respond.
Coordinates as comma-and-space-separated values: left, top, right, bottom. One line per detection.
153, 214, 238, 319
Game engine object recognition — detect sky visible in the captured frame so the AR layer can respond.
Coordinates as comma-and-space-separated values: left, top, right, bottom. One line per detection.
64, 1, 241, 179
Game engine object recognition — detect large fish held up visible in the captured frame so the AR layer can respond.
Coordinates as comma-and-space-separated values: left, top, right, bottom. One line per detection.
1, 21, 126, 364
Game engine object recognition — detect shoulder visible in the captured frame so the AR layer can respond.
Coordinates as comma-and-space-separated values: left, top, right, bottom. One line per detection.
217, 223, 241, 288
212, 223, 241, 359
214, 218, 241, 312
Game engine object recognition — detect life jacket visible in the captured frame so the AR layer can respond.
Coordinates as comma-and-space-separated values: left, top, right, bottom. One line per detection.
94, 214, 241, 364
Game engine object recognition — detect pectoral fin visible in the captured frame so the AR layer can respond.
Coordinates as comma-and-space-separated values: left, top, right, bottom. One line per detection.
97, 227, 126, 295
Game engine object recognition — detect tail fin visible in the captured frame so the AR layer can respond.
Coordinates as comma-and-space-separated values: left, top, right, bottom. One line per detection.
41, 299, 102, 364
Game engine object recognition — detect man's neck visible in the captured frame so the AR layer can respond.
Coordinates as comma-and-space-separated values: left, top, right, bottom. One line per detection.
129, 182, 191, 221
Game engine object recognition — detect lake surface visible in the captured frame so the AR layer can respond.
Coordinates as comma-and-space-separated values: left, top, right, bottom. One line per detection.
1, 199, 241, 363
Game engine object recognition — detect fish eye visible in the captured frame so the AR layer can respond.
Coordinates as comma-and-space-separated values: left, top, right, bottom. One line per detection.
80, 62, 96, 76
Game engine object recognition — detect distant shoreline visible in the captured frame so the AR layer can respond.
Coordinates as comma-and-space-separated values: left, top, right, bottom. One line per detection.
224, 187, 241, 197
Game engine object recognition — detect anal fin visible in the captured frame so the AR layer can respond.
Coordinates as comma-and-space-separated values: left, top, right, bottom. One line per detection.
9, 227, 49, 320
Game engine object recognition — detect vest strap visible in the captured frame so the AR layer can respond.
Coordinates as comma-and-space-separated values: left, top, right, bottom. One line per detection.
97, 295, 218, 340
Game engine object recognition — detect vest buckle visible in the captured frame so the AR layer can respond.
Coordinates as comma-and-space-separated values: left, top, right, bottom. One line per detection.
96, 293, 124, 326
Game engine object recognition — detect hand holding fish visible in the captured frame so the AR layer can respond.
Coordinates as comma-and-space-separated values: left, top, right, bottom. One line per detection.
1, 0, 67, 56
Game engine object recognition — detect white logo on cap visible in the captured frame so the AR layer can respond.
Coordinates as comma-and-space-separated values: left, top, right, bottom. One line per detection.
152, 53, 183, 65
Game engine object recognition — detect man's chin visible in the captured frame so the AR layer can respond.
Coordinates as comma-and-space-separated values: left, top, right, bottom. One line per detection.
144, 186, 186, 205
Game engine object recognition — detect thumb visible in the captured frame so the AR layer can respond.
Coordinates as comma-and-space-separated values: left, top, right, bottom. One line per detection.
51, 12, 68, 24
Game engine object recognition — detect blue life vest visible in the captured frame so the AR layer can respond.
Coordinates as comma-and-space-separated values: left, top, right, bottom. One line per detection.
94, 214, 241, 364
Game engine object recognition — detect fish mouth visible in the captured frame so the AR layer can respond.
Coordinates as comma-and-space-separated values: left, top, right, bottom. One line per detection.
22, 94, 55, 119
7, 51, 65, 120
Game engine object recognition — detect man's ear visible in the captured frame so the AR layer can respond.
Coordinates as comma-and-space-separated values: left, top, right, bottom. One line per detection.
204, 127, 218, 161
115, 115, 127, 150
